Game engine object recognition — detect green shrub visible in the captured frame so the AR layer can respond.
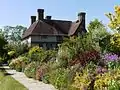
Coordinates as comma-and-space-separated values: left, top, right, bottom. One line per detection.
72, 68, 91, 90
110, 33, 120, 53
28, 46, 46, 63
8, 50, 15, 58
99, 35, 111, 53
24, 62, 37, 79
46, 68, 70, 90
15, 60, 22, 72
40, 61, 60, 84
42, 73, 50, 84
44, 50, 57, 62
100, 33, 120, 54
9, 56, 29, 72
20, 56, 29, 72
28, 46, 41, 57
9, 58, 22, 72
6, 42, 29, 58
94, 69, 120, 90
0, 57, 4, 64
28, 46, 57, 64
57, 35, 99, 68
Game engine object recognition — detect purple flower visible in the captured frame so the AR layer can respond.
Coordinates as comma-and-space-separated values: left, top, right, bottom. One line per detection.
96, 66, 102, 74
102, 53, 119, 63
96, 66, 108, 74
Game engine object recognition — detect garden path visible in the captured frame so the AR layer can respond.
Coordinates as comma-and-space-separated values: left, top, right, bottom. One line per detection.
3, 66, 56, 90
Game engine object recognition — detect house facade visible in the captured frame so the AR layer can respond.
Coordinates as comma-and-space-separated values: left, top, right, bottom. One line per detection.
22, 9, 87, 49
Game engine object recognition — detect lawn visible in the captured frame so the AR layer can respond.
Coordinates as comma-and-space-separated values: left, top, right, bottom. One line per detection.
0, 68, 27, 90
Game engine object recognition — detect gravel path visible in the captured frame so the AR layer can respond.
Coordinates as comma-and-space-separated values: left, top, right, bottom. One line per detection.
3, 66, 56, 90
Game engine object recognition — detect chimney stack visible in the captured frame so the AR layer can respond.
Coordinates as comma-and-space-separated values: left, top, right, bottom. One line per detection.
78, 12, 86, 21
78, 12, 86, 32
37, 9, 44, 20
45, 16, 52, 20
31, 16, 36, 24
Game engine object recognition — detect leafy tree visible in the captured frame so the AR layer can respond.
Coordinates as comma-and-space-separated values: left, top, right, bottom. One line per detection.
105, 5, 120, 32
87, 19, 109, 41
87, 19, 110, 52
3, 25, 27, 42
0, 30, 8, 63
0, 31, 7, 55
88, 19, 105, 31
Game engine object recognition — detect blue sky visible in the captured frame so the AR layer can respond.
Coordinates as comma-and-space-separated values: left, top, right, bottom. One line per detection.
0, 0, 119, 28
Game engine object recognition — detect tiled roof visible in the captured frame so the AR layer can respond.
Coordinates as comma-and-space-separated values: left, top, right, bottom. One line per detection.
22, 18, 84, 39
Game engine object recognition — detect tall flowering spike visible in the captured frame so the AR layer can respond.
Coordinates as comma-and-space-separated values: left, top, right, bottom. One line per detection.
105, 5, 120, 31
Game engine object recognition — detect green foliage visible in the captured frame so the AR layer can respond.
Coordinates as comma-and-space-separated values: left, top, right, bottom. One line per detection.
88, 19, 110, 43
24, 62, 37, 79
6, 42, 29, 58
57, 34, 99, 67
72, 62, 96, 90
99, 35, 111, 52
94, 69, 120, 90
45, 49, 57, 61
109, 33, 120, 53
28, 46, 46, 62
28, 46, 57, 63
88, 19, 105, 31
100, 33, 120, 53
8, 51, 16, 59
87, 19, 111, 53
46, 68, 70, 90
0, 31, 8, 64
99, 33, 120, 53
8, 51, 15, 56
0, 57, 4, 64
72, 72, 91, 90
28, 46, 42, 57
9, 56, 29, 72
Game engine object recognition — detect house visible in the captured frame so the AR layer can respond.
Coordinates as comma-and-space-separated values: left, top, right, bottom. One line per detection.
22, 9, 87, 49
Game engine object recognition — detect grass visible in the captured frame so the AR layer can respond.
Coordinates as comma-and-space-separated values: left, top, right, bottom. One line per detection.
0, 68, 28, 90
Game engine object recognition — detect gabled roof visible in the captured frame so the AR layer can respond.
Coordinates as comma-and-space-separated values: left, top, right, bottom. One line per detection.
23, 20, 66, 39
68, 20, 82, 36
22, 18, 84, 39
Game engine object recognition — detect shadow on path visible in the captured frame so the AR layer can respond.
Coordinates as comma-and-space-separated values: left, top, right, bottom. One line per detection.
0, 66, 14, 76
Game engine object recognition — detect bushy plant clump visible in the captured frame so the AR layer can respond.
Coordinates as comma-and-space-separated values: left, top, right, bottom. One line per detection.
28, 46, 57, 63
57, 34, 99, 68
72, 52, 120, 90
44, 68, 70, 90
36, 63, 49, 81
6, 42, 29, 58
24, 62, 37, 79
9, 56, 28, 72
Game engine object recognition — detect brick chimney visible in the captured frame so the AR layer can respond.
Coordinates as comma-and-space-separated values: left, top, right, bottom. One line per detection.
37, 9, 44, 20
45, 16, 52, 20
78, 12, 86, 21
78, 12, 86, 32
31, 16, 36, 24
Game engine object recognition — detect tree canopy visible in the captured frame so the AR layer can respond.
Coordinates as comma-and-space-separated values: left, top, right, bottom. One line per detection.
3, 25, 27, 42
87, 19, 110, 41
